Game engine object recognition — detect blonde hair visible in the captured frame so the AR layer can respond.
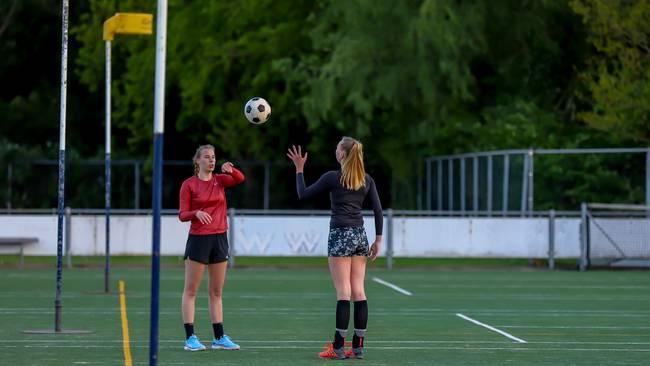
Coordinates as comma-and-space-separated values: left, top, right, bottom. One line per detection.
192, 144, 215, 175
339, 136, 366, 190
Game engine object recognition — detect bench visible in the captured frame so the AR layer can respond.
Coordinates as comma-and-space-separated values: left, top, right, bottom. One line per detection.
0, 237, 39, 269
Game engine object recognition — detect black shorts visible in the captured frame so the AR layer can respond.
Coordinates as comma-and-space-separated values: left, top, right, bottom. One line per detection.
184, 233, 229, 264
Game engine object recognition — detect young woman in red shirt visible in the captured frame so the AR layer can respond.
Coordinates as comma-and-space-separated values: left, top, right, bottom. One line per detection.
178, 144, 245, 351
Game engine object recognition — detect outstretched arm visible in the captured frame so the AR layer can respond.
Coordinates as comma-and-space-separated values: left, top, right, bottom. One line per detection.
296, 171, 334, 200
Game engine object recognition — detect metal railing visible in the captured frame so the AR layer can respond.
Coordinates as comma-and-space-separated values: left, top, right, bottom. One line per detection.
424, 147, 650, 215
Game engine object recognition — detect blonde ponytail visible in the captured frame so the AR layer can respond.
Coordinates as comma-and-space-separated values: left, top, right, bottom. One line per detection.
339, 137, 366, 190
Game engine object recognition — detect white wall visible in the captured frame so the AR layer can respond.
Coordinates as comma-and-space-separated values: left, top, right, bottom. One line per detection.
391, 217, 580, 257
0, 214, 581, 258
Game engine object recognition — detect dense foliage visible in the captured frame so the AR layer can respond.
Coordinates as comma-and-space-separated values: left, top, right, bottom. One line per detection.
1, 0, 647, 209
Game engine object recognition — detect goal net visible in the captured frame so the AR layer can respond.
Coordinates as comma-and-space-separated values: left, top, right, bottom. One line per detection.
580, 203, 650, 270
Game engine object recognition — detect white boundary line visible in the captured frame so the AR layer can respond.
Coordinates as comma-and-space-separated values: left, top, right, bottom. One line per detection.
3, 345, 650, 352
372, 277, 413, 296
500, 325, 650, 330
2, 339, 650, 345
2, 307, 650, 314
456, 313, 527, 343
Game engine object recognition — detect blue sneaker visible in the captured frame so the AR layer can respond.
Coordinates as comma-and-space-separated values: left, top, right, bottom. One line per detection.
184, 334, 207, 351
211, 335, 240, 350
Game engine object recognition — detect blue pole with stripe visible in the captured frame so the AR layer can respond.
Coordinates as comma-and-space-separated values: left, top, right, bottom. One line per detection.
54, 0, 70, 332
150, 1, 167, 364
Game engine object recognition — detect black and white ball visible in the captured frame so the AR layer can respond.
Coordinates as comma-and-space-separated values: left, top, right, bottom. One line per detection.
244, 97, 271, 124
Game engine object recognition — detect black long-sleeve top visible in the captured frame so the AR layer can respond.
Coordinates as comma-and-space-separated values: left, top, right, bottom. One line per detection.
296, 170, 383, 235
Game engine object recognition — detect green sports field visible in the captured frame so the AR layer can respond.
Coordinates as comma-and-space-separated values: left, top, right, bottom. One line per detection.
1, 263, 649, 365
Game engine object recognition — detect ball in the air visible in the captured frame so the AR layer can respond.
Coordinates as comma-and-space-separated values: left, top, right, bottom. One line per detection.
244, 97, 271, 124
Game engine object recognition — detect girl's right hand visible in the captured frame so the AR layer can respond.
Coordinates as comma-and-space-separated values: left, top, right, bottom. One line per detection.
286, 145, 308, 173
195, 210, 212, 225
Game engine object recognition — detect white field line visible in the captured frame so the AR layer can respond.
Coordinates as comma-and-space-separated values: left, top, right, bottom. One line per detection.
3, 309, 650, 318
3, 307, 650, 314
2, 344, 650, 352
3, 339, 650, 345
5, 293, 650, 302
456, 313, 527, 343
6, 274, 650, 290
372, 277, 413, 296
499, 325, 650, 330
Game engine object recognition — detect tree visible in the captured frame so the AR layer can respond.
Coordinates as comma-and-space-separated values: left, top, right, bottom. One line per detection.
73, 0, 316, 160
287, 0, 587, 207
571, 0, 650, 143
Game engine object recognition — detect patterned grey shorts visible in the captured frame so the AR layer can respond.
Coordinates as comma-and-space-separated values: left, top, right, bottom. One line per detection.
328, 227, 370, 257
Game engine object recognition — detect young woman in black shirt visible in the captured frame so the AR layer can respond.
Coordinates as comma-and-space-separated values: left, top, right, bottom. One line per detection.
287, 136, 383, 359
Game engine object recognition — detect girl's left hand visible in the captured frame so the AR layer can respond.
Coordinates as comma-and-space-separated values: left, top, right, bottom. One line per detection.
221, 162, 234, 173
369, 240, 381, 261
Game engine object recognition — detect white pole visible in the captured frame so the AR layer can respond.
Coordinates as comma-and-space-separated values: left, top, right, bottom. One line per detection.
104, 40, 112, 293
105, 41, 111, 154
153, 3, 167, 135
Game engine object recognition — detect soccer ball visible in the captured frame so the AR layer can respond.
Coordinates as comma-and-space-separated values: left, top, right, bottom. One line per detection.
244, 97, 271, 124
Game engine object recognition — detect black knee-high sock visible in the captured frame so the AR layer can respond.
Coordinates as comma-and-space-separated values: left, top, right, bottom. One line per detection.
333, 300, 350, 349
353, 300, 368, 348
213, 323, 224, 340
184, 323, 194, 340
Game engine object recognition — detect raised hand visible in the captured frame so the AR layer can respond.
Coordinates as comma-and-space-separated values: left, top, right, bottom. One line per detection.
286, 145, 308, 173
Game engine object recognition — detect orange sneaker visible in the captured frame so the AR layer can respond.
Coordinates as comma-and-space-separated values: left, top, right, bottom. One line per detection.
343, 341, 355, 358
318, 343, 347, 359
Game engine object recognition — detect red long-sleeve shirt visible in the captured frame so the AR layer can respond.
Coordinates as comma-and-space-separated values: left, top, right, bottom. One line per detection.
178, 168, 245, 235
